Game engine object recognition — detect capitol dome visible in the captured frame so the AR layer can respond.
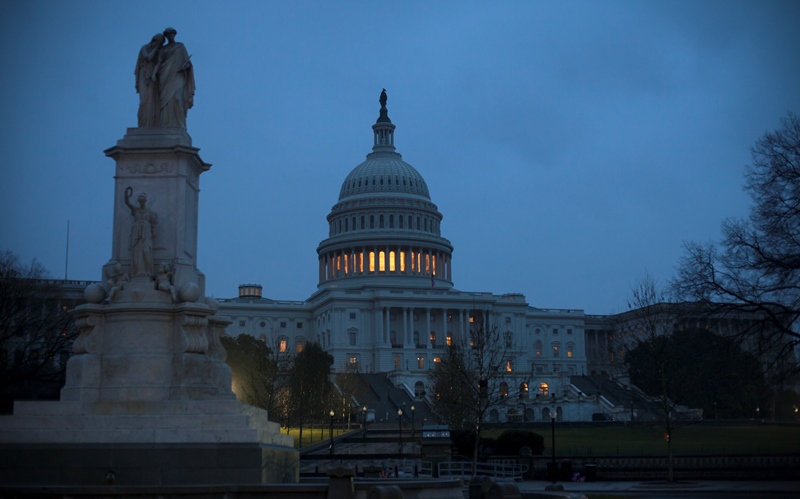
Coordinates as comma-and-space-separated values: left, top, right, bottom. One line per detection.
316, 91, 454, 290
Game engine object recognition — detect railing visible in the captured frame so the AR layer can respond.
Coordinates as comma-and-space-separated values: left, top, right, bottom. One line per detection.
437, 461, 527, 481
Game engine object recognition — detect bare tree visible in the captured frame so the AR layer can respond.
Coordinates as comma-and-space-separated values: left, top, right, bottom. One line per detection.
0, 250, 78, 410
334, 360, 360, 431
428, 318, 512, 474
612, 274, 700, 482
674, 112, 800, 389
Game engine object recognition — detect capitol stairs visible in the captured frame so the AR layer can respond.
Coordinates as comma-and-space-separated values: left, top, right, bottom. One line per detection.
570, 374, 681, 421
353, 373, 438, 427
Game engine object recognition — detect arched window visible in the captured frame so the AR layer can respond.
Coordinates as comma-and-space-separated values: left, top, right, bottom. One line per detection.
499, 382, 509, 397
414, 381, 425, 398
552, 342, 560, 357
389, 251, 396, 271
542, 407, 551, 420
379, 251, 386, 271
344, 218, 348, 231
519, 382, 529, 398
369, 251, 375, 272
278, 336, 288, 353
539, 382, 549, 396
399, 215, 404, 228
370, 215, 375, 228
535, 340, 542, 357
389, 215, 394, 228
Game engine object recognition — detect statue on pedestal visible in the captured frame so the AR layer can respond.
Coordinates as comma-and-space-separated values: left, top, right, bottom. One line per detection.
135, 27, 195, 129
124, 187, 158, 277
135, 33, 165, 127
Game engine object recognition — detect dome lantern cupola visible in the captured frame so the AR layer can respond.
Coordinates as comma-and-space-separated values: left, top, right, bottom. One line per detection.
316, 91, 454, 291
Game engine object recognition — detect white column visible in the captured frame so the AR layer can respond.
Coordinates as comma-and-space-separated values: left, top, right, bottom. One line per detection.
426, 308, 431, 349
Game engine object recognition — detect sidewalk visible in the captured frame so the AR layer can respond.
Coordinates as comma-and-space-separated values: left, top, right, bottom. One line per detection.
515, 479, 800, 495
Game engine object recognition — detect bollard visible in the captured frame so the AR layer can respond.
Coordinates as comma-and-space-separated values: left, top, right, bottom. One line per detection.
486, 481, 521, 499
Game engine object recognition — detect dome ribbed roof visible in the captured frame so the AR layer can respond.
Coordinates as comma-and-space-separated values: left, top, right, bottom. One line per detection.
338, 154, 430, 200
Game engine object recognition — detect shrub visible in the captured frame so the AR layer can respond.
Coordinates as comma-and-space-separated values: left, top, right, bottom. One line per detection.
494, 430, 545, 455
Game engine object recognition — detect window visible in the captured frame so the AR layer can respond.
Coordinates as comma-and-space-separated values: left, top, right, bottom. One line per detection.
567, 328, 573, 335
379, 215, 384, 228
296, 322, 303, 329
433, 356, 441, 363
369, 251, 375, 272
349, 356, 358, 365
535, 340, 542, 357
349, 312, 356, 320
553, 328, 558, 335
506, 359, 513, 372
280, 322, 287, 328
260, 321, 266, 328
519, 382, 529, 398
429, 331, 436, 346
370, 215, 375, 228
504, 331, 512, 348
379, 251, 386, 272
505, 317, 511, 324
539, 382, 549, 396
390, 330, 397, 346
361, 216, 365, 229
499, 382, 509, 397
553, 343, 560, 357
413, 331, 420, 346
296, 342, 303, 353
279, 337, 288, 353
446, 334, 452, 346
239, 320, 245, 327
349, 331, 357, 346
415, 381, 425, 397
567, 343, 574, 358
553, 364, 560, 372
394, 355, 401, 369
535, 328, 541, 334
389, 215, 394, 228
417, 356, 425, 369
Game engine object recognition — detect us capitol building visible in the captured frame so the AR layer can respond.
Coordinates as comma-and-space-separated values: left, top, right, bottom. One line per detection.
217, 92, 617, 423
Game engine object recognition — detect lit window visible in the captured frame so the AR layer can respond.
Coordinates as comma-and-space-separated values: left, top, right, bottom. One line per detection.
539, 382, 549, 396
389, 251, 395, 272
394, 355, 401, 369
296, 342, 303, 353
520, 382, 529, 396
535, 341, 542, 357
349, 356, 358, 365
446, 334, 452, 346
430, 331, 436, 346
400, 251, 405, 272
417, 356, 425, 369
369, 252, 375, 272
379, 251, 386, 272
567, 344, 574, 358
506, 360, 513, 372
499, 382, 509, 397
433, 357, 441, 363
553, 344, 560, 357
359, 252, 364, 272
279, 338, 287, 353
469, 317, 475, 323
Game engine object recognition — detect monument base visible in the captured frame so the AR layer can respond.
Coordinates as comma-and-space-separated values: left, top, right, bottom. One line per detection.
0, 442, 297, 486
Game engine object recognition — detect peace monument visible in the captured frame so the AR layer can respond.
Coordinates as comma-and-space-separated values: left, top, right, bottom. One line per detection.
0, 28, 298, 486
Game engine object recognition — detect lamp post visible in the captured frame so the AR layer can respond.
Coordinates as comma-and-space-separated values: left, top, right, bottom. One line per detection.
329, 410, 335, 456
410, 405, 416, 439
756, 406, 760, 420
550, 411, 557, 483
397, 408, 404, 456
362, 406, 368, 429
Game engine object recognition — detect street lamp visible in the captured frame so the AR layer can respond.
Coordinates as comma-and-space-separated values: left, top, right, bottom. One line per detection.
329, 409, 335, 456
397, 408, 404, 456
362, 406, 368, 429
550, 410, 557, 483
756, 406, 760, 420
410, 405, 416, 439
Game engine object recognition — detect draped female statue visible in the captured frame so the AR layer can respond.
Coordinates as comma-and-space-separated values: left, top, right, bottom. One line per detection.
124, 187, 158, 277
135, 33, 165, 127
154, 27, 195, 128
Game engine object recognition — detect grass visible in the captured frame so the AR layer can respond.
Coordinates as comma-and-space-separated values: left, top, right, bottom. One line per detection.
481, 425, 800, 456
282, 425, 352, 448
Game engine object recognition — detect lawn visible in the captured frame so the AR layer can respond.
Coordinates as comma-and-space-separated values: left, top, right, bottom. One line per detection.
481, 425, 800, 456
283, 426, 352, 448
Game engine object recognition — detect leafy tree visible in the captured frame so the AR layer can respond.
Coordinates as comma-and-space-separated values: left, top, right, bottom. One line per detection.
674, 112, 800, 390
0, 250, 78, 412
221, 333, 288, 417
288, 341, 333, 444
428, 319, 512, 474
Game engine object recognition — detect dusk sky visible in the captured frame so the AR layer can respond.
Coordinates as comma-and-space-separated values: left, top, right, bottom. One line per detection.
1, 1, 798, 314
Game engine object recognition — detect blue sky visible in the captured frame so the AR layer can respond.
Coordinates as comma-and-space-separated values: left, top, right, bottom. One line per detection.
1, 1, 798, 314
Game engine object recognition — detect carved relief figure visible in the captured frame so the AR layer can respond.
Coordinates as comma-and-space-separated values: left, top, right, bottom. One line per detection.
153, 27, 195, 127
105, 262, 128, 302
156, 263, 177, 303
135, 33, 165, 127
124, 187, 158, 277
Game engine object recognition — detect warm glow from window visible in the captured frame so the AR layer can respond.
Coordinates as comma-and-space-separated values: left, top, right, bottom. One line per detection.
417, 356, 425, 369
506, 360, 513, 372
425, 253, 430, 273
379, 251, 385, 272
417, 253, 421, 272
433, 357, 441, 363
553, 345, 559, 357
469, 317, 475, 323
349, 357, 358, 364
279, 340, 287, 353
430, 332, 436, 343
446, 335, 452, 346
432, 255, 436, 276
343, 254, 348, 274
369, 251, 375, 272
389, 251, 396, 271
539, 382, 549, 396
336, 256, 341, 270
296, 342, 303, 353
567, 345, 573, 358
400, 252, 405, 271
359, 252, 364, 272
411, 251, 415, 271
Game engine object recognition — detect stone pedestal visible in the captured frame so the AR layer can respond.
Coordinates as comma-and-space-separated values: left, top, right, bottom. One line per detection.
0, 128, 298, 486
